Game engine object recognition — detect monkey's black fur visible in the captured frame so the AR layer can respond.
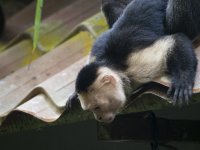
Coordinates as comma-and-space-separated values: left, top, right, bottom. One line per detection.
102, 0, 133, 28
76, 63, 101, 93
166, 0, 200, 39
93, 0, 167, 69
75, 0, 199, 105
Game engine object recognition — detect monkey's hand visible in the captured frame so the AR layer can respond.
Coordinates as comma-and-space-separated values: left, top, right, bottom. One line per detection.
167, 76, 193, 106
66, 92, 79, 109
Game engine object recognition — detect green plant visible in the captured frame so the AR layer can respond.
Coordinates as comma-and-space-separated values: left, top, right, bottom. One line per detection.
32, 0, 44, 53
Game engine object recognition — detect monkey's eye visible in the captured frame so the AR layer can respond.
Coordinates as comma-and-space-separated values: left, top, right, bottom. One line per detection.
94, 106, 100, 111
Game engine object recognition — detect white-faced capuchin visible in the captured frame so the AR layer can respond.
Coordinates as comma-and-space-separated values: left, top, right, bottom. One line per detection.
67, 0, 199, 123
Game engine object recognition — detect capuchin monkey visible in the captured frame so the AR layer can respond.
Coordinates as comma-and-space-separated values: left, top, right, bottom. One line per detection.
67, 0, 199, 123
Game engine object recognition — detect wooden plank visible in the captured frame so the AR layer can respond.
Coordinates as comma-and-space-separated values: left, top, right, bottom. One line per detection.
0, 1, 103, 78
0, 40, 40, 78
4, 0, 77, 40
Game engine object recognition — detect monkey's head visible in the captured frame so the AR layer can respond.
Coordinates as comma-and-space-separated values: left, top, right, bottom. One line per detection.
75, 63, 127, 123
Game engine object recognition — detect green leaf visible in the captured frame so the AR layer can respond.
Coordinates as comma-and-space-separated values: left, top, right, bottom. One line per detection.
32, 0, 44, 53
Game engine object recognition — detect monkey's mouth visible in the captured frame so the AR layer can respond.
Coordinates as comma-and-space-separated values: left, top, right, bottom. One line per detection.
102, 118, 115, 124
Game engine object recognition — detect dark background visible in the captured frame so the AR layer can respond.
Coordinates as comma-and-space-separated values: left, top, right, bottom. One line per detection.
1, 103, 200, 150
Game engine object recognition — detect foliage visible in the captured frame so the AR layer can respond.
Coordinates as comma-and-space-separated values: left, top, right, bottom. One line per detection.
32, 0, 44, 53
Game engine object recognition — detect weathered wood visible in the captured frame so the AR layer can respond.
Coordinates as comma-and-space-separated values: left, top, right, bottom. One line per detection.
0, 0, 102, 78
4, 0, 78, 40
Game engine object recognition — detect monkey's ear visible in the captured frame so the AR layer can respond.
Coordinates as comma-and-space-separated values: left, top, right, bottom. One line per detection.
101, 75, 116, 85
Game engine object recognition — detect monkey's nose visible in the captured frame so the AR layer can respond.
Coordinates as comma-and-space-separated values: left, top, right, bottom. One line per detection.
98, 116, 102, 121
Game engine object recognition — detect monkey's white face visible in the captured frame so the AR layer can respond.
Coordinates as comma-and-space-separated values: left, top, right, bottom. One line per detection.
78, 67, 126, 123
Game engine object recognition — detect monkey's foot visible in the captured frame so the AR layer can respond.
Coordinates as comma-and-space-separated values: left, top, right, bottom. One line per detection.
66, 92, 79, 109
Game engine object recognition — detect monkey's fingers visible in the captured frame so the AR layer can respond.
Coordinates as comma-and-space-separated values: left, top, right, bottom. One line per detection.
66, 92, 79, 109
167, 85, 173, 97
173, 86, 180, 105
167, 82, 191, 106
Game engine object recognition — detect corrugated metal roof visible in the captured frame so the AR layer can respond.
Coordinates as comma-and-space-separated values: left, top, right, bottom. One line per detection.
0, 0, 105, 131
